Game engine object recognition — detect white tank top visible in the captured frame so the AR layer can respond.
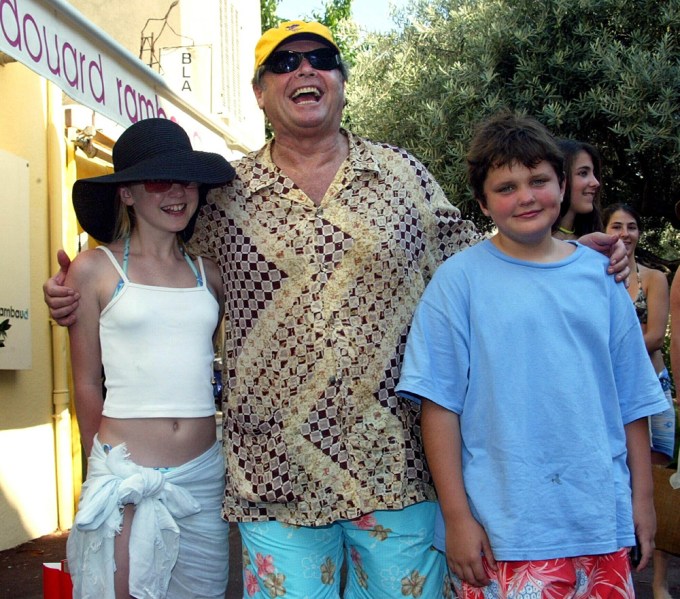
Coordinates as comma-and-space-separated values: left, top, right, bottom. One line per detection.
97, 246, 219, 418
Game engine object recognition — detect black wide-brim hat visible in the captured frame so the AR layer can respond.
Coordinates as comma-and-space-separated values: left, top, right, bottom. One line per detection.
72, 118, 236, 243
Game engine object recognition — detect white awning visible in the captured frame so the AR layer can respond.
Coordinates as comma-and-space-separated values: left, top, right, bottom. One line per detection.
0, 0, 247, 155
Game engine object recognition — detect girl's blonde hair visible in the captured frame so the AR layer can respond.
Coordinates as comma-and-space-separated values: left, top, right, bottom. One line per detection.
111, 188, 134, 241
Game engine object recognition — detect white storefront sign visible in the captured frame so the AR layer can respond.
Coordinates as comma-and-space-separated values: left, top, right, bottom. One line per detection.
0, 150, 31, 370
0, 0, 230, 154
160, 45, 213, 112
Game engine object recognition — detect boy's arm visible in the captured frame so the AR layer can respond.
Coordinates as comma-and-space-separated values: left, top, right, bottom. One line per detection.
421, 399, 496, 586
624, 417, 655, 571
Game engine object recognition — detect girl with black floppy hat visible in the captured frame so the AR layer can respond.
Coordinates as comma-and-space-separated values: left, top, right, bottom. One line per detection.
64, 118, 235, 599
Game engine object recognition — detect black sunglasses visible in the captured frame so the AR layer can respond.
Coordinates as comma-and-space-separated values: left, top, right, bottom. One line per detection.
264, 48, 341, 74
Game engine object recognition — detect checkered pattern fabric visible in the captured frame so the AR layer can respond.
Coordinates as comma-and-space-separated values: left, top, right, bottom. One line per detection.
189, 131, 480, 525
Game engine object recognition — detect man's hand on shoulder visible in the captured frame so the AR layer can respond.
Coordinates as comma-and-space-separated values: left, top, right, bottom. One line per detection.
43, 249, 79, 326
577, 232, 630, 284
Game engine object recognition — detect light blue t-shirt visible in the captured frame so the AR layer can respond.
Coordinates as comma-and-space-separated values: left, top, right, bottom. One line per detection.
396, 239, 669, 561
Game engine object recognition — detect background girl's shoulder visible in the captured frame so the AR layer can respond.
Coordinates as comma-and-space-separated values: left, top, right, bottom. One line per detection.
640, 263, 669, 292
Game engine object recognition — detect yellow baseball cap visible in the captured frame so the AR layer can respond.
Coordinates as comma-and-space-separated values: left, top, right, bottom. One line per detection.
254, 21, 339, 71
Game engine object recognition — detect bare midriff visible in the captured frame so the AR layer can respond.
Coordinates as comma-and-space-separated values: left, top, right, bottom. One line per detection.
98, 415, 216, 467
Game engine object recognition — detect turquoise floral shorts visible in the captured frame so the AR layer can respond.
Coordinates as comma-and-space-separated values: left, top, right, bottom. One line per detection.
238, 501, 450, 598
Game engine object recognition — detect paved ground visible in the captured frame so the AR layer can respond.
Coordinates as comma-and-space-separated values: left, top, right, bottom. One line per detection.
1, 528, 679, 598
0, 527, 244, 599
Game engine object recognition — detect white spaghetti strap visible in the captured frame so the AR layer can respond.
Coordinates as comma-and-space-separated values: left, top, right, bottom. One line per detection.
96, 246, 128, 281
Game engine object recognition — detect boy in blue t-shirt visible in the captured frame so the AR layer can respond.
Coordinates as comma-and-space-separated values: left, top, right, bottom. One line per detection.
396, 112, 668, 598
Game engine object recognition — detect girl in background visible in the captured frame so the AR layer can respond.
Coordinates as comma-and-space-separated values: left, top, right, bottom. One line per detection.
604, 202, 676, 599
554, 139, 603, 239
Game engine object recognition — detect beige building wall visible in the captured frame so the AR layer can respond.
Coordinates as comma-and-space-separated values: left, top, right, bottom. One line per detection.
0, 63, 62, 549
66, 0, 172, 57
68, 0, 265, 151
0, 0, 262, 551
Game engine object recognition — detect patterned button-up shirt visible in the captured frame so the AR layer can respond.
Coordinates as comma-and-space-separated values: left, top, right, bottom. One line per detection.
189, 131, 480, 525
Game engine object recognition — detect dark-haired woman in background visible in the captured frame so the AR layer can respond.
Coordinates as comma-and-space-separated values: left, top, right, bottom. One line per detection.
554, 140, 603, 240
604, 203, 676, 599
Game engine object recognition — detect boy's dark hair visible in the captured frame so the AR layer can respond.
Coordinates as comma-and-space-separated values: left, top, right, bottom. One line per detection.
467, 111, 565, 207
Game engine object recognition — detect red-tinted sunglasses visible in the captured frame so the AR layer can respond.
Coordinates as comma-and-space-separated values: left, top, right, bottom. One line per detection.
141, 180, 199, 193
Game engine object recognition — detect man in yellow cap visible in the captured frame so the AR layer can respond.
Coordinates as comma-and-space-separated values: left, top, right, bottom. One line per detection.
211, 21, 462, 597
45, 20, 630, 598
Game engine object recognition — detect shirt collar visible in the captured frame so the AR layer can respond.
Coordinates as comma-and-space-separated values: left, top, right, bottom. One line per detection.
241, 129, 381, 194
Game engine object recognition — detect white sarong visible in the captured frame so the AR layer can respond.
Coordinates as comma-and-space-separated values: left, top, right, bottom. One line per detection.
67, 437, 228, 599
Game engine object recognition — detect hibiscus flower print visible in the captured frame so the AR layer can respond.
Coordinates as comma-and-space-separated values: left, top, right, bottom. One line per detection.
369, 524, 392, 541
401, 570, 426, 597
256, 553, 276, 578
350, 547, 369, 589
354, 514, 377, 530
356, 565, 369, 590
320, 556, 336, 585
263, 572, 286, 597
244, 568, 260, 597
497, 559, 565, 599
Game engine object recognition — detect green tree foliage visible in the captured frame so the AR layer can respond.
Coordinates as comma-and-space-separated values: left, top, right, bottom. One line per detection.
311, 0, 358, 63
273, 0, 359, 65
311, 0, 352, 27
346, 0, 680, 232
260, 0, 281, 33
